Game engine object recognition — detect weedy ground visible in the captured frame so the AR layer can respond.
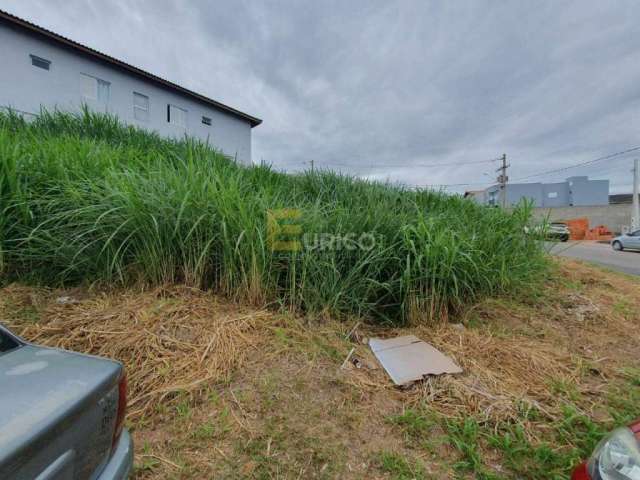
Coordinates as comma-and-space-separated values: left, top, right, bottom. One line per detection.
3, 257, 639, 479
1, 109, 548, 325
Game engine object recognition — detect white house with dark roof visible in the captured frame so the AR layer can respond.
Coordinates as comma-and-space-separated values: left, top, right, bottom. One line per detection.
0, 9, 261, 164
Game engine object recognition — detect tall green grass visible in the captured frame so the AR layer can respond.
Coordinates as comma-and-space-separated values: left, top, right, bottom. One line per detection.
0, 109, 548, 324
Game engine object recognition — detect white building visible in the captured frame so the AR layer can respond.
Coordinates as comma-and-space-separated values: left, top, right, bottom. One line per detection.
466, 176, 610, 207
0, 9, 261, 165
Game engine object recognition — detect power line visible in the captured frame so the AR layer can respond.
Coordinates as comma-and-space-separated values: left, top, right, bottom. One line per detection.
366, 158, 502, 169
275, 157, 502, 169
574, 162, 636, 177
271, 156, 503, 189
512, 145, 640, 182
413, 181, 492, 188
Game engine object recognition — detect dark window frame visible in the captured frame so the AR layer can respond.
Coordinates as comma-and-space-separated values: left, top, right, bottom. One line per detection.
167, 104, 187, 127
202, 116, 212, 126
30, 54, 51, 70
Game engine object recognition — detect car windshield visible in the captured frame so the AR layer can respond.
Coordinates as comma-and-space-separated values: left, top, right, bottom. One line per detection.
0, 329, 20, 354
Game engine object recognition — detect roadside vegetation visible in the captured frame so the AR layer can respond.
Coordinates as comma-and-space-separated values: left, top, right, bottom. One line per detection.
0, 109, 548, 324
3, 259, 639, 479
4, 110, 636, 479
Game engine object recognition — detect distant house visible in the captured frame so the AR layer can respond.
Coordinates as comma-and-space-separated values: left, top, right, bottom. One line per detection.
0, 9, 261, 164
467, 176, 609, 207
609, 193, 640, 205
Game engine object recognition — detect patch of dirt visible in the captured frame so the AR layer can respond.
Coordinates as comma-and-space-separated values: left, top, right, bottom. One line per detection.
2, 257, 639, 478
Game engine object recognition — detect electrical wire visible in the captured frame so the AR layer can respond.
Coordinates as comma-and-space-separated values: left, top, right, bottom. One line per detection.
412, 181, 492, 188
512, 145, 640, 182
274, 157, 502, 169
351, 158, 501, 169
272, 146, 640, 190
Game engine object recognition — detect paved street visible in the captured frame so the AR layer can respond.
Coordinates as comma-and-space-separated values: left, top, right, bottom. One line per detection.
548, 241, 640, 276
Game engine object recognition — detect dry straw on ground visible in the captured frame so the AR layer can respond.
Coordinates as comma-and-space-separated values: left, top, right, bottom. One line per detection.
342, 259, 640, 431
2, 285, 275, 421
2, 258, 638, 434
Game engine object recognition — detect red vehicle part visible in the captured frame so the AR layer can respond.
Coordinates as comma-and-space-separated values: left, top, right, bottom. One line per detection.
571, 462, 589, 480
571, 419, 640, 480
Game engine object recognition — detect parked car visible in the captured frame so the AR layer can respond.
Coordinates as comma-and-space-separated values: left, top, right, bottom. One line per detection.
571, 419, 640, 480
547, 222, 571, 242
0, 324, 132, 479
524, 222, 570, 242
612, 230, 640, 251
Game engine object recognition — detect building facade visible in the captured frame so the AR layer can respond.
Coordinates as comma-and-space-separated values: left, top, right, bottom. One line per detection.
0, 10, 261, 165
468, 176, 609, 207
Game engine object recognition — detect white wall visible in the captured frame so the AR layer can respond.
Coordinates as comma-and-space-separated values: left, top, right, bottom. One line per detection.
532, 204, 632, 234
505, 183, 544, 207
541, 182, 569, 207
481, 179, 610, 208
567, 177, 610, 207
0, 23, 254, 164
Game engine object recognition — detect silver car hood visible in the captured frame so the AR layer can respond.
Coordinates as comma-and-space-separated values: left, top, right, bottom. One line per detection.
0, 344, 122, 479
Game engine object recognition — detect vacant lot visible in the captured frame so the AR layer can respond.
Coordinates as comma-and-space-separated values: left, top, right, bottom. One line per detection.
1, 110, 547, 325
3, 258, 639, 479
1, 109, 637, 479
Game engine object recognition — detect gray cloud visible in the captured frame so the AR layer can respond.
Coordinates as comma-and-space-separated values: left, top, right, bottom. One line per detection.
4, 0, 640, 192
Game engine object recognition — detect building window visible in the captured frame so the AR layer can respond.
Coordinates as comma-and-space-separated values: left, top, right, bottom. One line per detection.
30, 54, 51, 70
547, 192, 558, 199
80, 73, 110, 103
202, 116, 212, 126
133, 92, 149, 122
168, 104, 187, 127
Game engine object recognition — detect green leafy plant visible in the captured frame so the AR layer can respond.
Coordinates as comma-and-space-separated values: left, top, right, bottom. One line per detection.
377, 451, 427, 480
0, 109, 549, 324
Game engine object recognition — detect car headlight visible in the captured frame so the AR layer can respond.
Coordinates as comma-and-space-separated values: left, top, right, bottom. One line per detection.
588, 427, 640, 479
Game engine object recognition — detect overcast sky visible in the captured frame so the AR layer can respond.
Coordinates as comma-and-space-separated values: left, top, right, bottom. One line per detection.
3, 0, 640, 193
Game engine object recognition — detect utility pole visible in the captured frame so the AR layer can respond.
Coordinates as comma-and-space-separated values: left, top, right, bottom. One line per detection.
496, 153, 509, 208
310, 159, 315, 173
633, 158, 640, 231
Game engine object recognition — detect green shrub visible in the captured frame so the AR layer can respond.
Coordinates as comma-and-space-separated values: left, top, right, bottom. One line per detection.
0, 109, 548, 323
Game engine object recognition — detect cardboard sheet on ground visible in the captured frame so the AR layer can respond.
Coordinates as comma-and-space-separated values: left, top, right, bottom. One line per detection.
369, 335, 462, 385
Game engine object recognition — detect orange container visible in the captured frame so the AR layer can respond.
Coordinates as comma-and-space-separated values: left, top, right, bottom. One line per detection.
585, 225, 612, 241
563, 218, 589, 240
